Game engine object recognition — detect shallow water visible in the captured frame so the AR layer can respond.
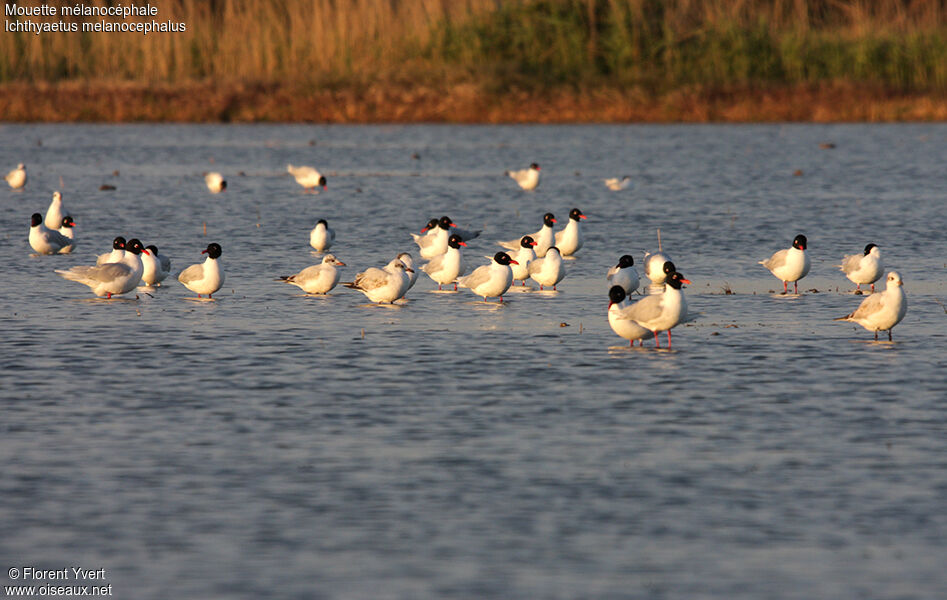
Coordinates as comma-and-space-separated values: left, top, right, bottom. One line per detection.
1, 124, 945, 599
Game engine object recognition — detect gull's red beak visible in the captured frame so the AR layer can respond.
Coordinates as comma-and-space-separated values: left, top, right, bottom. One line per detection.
579, 215, 587, 219
142, 249, 150, 255
421, 226, 429, 233
530, 241, 538, 246
459, 241, 467, 246
551, 218, 557, 224
681, 278, 692, 285
201, 249, 208, 254
510, 259, 520, 265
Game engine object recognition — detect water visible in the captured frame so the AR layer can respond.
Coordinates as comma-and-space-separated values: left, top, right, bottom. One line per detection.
1, 124, 945, 599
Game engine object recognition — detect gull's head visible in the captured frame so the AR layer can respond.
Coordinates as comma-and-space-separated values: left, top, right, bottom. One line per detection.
792, 234, 807, 251
864, 243, 880, 257
887, 271, 903, 287
323, 254, 345, 267
608, 285, 626, 308
30, 213, 42, 227
617, 255, 635, 269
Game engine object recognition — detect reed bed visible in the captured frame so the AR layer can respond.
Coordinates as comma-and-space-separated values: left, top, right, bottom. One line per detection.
3, 0, 947, 121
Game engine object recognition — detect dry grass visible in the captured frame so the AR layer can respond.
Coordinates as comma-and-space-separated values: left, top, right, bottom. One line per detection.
3, 1, 947, 121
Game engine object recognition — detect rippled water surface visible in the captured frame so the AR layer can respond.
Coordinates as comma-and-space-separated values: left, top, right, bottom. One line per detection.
1, 124, 945, 599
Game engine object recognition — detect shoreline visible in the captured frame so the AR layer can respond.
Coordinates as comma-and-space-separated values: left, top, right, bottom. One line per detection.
3, 82, 947, 123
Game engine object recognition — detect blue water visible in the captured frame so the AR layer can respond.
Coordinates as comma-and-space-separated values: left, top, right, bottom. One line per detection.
0, 124, 945, 599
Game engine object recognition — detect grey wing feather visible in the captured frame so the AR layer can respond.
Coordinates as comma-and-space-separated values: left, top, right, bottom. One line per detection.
422, 254, 445, 274
839, 253, 861, 274
458, 265, 490, 288
617, 295, 664, 323
497, 239, 519, 251
527, 257, 545, 274
177, 263, 203, 284
849, 293, 886, 320
352, 267, 389, 291
761, 248, 788, 270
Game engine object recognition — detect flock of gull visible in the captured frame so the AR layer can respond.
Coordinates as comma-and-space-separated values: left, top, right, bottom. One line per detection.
13, 158, 908, 347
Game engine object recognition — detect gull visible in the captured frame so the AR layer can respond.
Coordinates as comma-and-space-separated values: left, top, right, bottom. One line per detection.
421, 234, 466, 290
56, 239, 146, 298
643, 251, 674, 287
760, 234, 810, 294
835, 271, 907, 341
344, 258, 413, 304
279, 254, 346, 295
607, 286, 651, 346
310, 219, 335, 252
617, 271, 691, 348
28, 213, 74, 255
419, 216, 480, 242
45, 191, 66, 230
287, 164, 327, 192
528, 246, 565, 290
96, 237, 126, 265
57, 216, 77, 254
178, 243, 225, 298
507, 235, 537, 285
499, 212, 556, 258
553, 207, 586, 256
839, 243, 883, 292
148, 245, 172, 284
140, 244, 168, 286
505, 162, 541, 191
606, 255, 640, 295
204, 172, 227, 193
457, 252, 517, 302
604, 176, 632, 191
397, 252, 419, 293
5, 163, 26, 189
411, 216, 455, 259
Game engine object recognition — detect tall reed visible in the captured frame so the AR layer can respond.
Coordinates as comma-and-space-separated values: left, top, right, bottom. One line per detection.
2, 0, 947, 91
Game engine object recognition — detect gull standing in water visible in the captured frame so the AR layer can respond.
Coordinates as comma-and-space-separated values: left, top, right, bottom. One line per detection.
617, 271, 691, 348
507, 235, 537, 286
309, 219, 335, 252
344, 258, 413, 304
527, 246, 566, 291
178, 243, 225, 299
204, 172, 227, 193
56, 239, 147, 298
44, 191, 67, 230
279, 254, 346, 295
760, 234, 810, 294
505, 162, 541, 190
553, 208, 586, 257
287, 164, 327, 192
457, 252, 517, 302
57, 216, 77, 253
5, 163, 26, 189
28, 213, 73, 255
421, 234, 466, 291
604, 176, 631, 191
607, 286, 651, 346
834, 271, 907, 341
839, 243, 883, 293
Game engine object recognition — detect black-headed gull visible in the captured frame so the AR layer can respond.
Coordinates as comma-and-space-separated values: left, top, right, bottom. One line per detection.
527, 246, 565, 290
760, 234, 810, 294
835, 271, 907, 341
411, 216, 455, 259
499, 212, 556, 258
606, 255, 640, 295
344, 258, 413, 304
44, 191, 66, 230
607, 286, 650, 346
616, 271, 690, 348
457, 252, 517, 302
505, 162, 541, 190
56, 239, 146, 298
57, 216, 77, 254
96, 237, 126, 265
6, 163, 26, 189
839, 243, 883, 292
421, 234, 466, 290
420, 215, 480, 242
204, 172, 227, 193
279, 254, 346, 295
287, 164, 327, 192
604, 176, 631, 191
140, 244, 168, 286
507, 235, 537, 285
28, 213, 73, 255
554, 208, 586, 256
178, 243, 225, 298
310, 219, 335, 252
